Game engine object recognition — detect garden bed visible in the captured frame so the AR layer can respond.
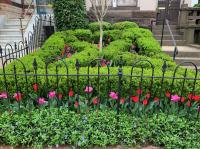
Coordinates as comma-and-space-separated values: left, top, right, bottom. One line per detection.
0, 21, 200, 148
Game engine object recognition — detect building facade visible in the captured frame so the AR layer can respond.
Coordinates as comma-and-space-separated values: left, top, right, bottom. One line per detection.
86, 0, 192, 11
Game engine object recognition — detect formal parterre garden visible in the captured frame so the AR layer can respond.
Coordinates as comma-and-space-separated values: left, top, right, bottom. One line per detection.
0, 21, 200, 148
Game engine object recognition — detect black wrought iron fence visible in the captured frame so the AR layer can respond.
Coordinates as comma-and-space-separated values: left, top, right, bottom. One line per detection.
0, 14, 55, 67
0, 57, 200, 119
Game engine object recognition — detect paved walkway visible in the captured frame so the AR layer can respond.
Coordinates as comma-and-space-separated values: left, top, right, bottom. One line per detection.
162, 45, 200, 52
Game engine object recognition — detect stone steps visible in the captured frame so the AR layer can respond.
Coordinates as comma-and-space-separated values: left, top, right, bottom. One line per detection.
0, 18, 28, 55
152, 25, 178, 30
152, 24, 185, 46
155, 35, 184, 40
6, 19, 29, 26
158, 40, 186, 46
3, 24, 26, 29
164, 50, 200, 58
0, 29, 21, 35
175, 57, 200, 67
153, 29, 183, 35
162, 46, 200, 70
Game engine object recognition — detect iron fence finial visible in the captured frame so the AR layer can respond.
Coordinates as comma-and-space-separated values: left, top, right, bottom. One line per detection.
162, 61, 167, 72
76, 59, 80, 71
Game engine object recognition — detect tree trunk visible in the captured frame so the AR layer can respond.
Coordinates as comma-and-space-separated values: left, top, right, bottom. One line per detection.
99, 19, 103, 52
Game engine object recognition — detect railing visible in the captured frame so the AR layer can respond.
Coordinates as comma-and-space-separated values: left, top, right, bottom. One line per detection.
19, 0, 36, 42
0, 14, 55, 67
0, 57, 199, 118
165, 19, 179, 60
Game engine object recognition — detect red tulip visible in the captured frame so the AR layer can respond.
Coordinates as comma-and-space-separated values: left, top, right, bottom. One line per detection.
58, 93, 63, 100
69, 88, 74, 97
154, 97, 159, 102
143, 99, 148, 105
13, 93, 22, 101
74, 101, 79, 108
33, 83, 38, 92
120, 98, 125, 104
187, 101, 191, 107
93, 98, 98, 105
166, 91, 171, 98
181, 97, 185, 103
146, 93, 151, 99
136, 89, 142, 95
131, 96, 139, 103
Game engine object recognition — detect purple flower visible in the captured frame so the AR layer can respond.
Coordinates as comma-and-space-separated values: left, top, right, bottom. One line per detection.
109, 92, 118, 100
171, 94, 180, 102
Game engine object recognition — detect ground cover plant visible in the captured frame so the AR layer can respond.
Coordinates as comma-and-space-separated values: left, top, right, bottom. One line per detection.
0, 21, 200, 148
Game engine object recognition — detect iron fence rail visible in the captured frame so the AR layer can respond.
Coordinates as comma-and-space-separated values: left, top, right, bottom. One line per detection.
0, 57, 199, 119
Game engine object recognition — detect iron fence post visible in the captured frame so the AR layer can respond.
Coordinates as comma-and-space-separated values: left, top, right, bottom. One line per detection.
25, 38, 29, 55
0, 45, 3, 67
117, 56, 123, 117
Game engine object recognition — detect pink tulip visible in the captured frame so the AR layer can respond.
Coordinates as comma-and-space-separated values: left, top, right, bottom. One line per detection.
109, 92, 118, 100
38, 98, 46, 105
13, 92, 22, 101
84, 86, 93, 93
0, 92, 8, 99
171, 94, 180, 102
49, 91, 56, 99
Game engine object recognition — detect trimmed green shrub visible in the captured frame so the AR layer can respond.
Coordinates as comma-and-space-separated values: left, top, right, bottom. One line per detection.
53, 0, 88, 30
88, 22, 112, 32
92, 30, 122, 44
66, 47, 99, 67
113, 21, 139, 30
72, 29, 92, 42
92, 31, 109, 44
69, 41, 97, 52
0, 110, 199, 148
136, 37, 161, 55
103, 39, 132, 59
105, 30, 122, 41
122, 28, 153, 41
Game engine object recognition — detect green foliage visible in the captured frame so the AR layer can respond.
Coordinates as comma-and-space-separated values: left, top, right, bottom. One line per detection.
69, 41, 97, 52
103, 39, 132, 60
1, 21, 199, 102
194, 3, 200, 7
92, 31, 109, 44
92, 30, 122, 44
136, 37, 161, 55
88, 22, 112, 32
122, 28, 153, 41
113, 21, 139, 30
66, 47, 99, 66
53, 0, 88, 31
72, 29, 92, 42
0, 110, 199, 148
